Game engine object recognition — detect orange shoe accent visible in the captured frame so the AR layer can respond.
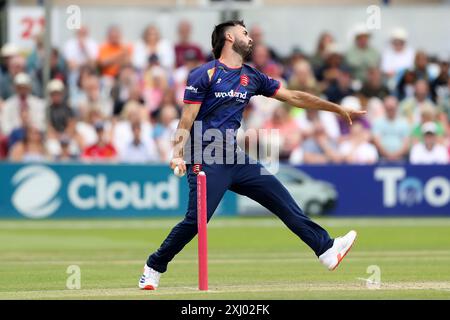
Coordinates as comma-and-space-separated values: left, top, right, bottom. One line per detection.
142, 285, 155, 290
331, 234, 357, 271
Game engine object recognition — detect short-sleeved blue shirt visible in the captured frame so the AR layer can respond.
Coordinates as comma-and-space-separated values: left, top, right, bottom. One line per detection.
183, 59, 280, 162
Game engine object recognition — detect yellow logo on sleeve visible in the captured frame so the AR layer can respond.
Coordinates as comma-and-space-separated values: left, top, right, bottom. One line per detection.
207, 67, 216, 82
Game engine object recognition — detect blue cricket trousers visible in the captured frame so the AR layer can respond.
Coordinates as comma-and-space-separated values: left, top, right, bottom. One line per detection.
147, 158, 334, 273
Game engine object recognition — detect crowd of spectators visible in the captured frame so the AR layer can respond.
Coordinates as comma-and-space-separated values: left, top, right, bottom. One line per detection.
0, 21, 449, 165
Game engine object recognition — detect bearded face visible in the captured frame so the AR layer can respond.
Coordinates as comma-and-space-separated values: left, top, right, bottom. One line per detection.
232, 37, 253, 60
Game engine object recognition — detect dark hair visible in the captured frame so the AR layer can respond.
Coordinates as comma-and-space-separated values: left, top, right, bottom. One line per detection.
23, 126, 44, 146
211, 20, 245, 58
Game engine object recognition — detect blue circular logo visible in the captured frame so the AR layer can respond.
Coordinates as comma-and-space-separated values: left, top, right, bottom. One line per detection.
398, 177, 423, 207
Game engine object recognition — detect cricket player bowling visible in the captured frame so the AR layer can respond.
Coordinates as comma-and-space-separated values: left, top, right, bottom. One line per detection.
139, 20, 361, 290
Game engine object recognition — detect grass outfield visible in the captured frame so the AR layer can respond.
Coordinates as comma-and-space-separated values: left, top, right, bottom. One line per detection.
1, 217, 450, 300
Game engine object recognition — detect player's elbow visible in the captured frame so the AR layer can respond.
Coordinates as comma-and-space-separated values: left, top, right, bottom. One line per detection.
284, 90, 305, 107
276, 89, 295, 104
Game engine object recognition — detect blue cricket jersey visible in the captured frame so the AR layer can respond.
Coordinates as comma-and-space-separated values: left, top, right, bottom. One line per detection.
183, 59, 280, 163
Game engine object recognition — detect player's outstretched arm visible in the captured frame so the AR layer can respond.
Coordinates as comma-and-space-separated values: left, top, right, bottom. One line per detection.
273, 87, 366, 125
170, 103, 202, 175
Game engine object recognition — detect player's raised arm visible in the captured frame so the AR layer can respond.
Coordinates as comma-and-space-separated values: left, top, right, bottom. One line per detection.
170, 103, 202, 174
273, 86, 366, 125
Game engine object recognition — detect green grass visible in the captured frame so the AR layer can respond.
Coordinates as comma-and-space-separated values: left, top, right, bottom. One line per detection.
1, 217, 450, 299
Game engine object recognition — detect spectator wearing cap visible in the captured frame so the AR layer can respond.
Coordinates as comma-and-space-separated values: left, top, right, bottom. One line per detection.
174, 20, 204, 68
81, 121, 117, 162
0, 55, 41, 99
372, 96, 410, 163
409, 122, 448, 164
47, 79, 73, 133
399, 79, 436, 125
132, 24, 174, 71
173, 49, 202, 106
1, 43, 20, 76
35, 48, 68, 94
410, 104, 445, 145
381, 27, 415, 79
345, 24, 380, 83
26, 33, 66, 91
1, 73, 45, 136
45, 79, 81, 159
98, 25, 132, 78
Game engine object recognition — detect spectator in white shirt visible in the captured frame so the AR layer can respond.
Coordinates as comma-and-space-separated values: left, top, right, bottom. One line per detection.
290, 119, 342, 165
120, 121, 159, 163
409, 122, 449, 164
132, 24, 175, 71
381, 28, 415, 79
339, 122, 378, 164
76, 74, 113, 118
63, 26, 99, 71
112, 101, 158, 159
76, 108, 111, 149
295, 108, 340, 142
1, 73, 46, 136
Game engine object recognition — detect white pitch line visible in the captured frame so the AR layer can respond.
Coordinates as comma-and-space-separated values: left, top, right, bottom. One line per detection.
1, 282, 450, 299
356, 278, 381, 285
2, 254, 450, 266
2, 249, 450, 265
1, 218, 450, 230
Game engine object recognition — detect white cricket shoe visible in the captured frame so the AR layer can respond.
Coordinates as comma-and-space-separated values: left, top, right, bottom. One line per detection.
138, 264, 161, 290
319, 230, 357, 271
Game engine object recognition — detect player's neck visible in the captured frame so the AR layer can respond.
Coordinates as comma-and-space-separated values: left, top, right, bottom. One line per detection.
219, 51, 243, 69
